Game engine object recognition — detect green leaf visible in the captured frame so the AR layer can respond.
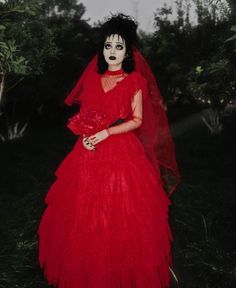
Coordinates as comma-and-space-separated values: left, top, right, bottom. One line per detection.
196, 66, 204, 74
230, 25, 236, 32
225, 34, 236, 42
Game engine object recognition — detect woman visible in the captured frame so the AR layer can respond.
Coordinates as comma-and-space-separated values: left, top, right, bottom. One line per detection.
38, 14, 180, 288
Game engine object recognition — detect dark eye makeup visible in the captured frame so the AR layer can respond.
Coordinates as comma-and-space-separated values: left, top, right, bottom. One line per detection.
104, 43, 125, 50
104, 43, 112, 49
116, 44, 124, 50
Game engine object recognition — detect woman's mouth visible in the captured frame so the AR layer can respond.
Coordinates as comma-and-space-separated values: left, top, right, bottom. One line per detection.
109, 56, 116, 60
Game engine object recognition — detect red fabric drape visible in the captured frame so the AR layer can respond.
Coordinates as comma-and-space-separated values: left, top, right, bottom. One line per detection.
64, 48, 180, 195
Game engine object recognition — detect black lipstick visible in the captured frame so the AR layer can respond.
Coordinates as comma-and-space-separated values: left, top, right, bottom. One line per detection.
109, 56, 116, 60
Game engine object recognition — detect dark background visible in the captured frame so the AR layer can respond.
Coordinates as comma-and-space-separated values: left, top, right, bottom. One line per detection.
0, 1, 235, 287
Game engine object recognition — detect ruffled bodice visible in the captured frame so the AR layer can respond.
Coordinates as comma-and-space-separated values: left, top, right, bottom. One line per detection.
64, 51, 180, 196
67, 69, 147, 136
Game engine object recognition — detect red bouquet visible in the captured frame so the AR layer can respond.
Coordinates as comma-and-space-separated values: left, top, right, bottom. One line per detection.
67, 108, 109, 136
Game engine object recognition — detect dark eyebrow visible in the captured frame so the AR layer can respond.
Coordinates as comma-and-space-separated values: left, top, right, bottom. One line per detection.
105, 41, 125, 45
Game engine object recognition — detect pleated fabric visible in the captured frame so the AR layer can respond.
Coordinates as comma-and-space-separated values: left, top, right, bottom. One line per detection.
38, 70, 174, 288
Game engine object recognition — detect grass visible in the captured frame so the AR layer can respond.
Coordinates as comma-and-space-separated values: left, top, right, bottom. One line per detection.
171, 115, 236, 288
0, 125, 74, 288
0, 114, 235, 288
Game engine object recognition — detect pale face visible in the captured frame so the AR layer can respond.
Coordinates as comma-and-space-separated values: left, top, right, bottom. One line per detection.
103, 34, 126, 71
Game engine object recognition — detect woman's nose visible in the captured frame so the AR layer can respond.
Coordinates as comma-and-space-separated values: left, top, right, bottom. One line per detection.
111, 46, 116, 54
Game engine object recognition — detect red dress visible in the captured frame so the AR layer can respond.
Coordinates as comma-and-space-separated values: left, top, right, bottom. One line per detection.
38, 69, 173, 288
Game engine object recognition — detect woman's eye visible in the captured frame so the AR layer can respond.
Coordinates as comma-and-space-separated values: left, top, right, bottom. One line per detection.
104, 43, 111, 49
116, 45, 124, 50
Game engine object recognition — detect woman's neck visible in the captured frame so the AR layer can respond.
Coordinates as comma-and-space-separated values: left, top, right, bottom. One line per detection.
107, 64, 122, 72
105, 68, 124, 76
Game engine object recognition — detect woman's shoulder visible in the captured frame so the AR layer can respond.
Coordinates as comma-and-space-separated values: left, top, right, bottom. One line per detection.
128, 71, 147, 90
130, 70, 145, 79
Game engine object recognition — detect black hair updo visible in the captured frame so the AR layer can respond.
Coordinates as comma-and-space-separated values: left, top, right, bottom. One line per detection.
97, 13, 139, 74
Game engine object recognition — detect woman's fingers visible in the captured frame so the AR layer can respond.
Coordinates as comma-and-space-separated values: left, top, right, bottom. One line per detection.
92, 138, 99, 144
88, 131, 107, 144
82, 136, 96, 151
88, 136, 97, 143
88, 135, 97, 141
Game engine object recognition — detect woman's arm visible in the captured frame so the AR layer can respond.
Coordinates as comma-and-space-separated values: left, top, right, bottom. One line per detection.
107, 88, 143, 135
87, 89, 143, 146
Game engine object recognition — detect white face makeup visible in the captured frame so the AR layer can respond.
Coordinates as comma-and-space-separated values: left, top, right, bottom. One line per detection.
103, 34, 126, 71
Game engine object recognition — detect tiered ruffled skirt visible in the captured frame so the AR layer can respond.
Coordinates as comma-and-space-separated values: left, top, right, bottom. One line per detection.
38, 131, 173, 288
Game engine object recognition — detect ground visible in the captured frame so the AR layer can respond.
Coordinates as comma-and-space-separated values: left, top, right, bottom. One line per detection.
0, 111, 235, 288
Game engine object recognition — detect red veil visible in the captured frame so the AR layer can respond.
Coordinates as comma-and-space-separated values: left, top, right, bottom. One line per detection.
64, 48, 180, 196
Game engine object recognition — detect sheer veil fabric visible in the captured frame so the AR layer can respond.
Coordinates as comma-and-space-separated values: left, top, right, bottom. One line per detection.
65, 47, 180, 196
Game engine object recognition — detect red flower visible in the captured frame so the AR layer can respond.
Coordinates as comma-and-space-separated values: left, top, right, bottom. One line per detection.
67, 108, 109, 136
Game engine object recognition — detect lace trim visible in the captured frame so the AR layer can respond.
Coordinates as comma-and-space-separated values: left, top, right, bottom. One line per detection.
101, 72, 128, 93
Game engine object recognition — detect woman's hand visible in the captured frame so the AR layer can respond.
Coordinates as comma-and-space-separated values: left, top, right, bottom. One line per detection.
88, 129, 110, 145
82, 135, 96, 151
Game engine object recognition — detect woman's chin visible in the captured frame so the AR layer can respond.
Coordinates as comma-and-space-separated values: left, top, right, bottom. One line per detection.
107, 63, 122, 69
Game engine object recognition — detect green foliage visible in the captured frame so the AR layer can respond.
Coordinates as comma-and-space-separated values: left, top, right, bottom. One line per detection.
0, 40, 28, 74
187, 57, 236, 109
0, 0, 91, 138
143, 0, 235, 116
42, 0, 86, 19
0, 0, 59, 77
225, 25, 236, 52
0, 0, 90, 92
192, 0, 231, 24
226, 0, 236, 19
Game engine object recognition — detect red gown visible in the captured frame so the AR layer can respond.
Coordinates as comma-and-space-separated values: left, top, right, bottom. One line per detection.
38, 69, 173, 288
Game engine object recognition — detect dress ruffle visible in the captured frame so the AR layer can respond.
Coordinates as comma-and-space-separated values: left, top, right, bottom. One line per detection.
38, 132, 173, 288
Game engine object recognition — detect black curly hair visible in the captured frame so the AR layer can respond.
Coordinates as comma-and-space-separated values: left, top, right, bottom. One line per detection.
97, 13, 139, 74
